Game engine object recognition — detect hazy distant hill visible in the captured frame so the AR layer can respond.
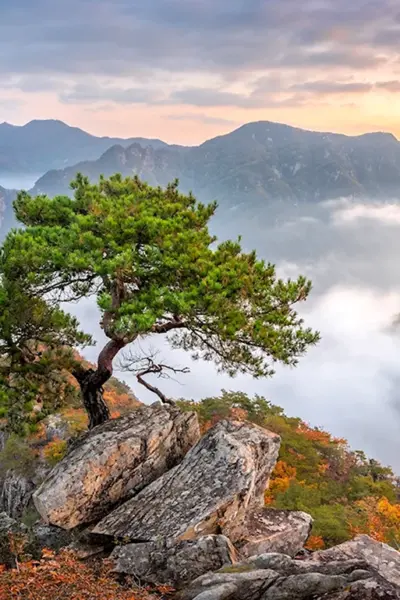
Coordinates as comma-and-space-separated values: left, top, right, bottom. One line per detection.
32, 143, 186, 198
4, 119, 400, 244
0, 119, 168, 176
32, 120, 400, 205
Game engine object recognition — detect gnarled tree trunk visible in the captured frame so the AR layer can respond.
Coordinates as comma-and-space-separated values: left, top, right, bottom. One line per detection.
73, 339, 125, 429
75, 370, 110, 429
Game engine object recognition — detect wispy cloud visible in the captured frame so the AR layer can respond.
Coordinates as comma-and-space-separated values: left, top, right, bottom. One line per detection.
291, 81, 374, 95
2, 0, 400, 143
332, 202, 400, 226
1, 1, 399, 92
167, 113, 239, 127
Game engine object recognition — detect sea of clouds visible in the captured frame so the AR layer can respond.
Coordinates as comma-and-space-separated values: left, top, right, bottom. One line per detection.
65, 197, 400, 472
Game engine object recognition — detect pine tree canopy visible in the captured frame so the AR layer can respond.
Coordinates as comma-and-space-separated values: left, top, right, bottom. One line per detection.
0, 173, 320, 427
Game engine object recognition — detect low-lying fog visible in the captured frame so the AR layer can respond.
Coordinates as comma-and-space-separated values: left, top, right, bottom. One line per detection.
53, 196, 400, 472
0, 174, 40, 190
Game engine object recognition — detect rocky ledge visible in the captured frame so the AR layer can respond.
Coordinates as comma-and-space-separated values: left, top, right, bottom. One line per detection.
33, 404, 200, 528
180, 549, 400, 600
3, 404, 400, 599
93, 418, 281, 542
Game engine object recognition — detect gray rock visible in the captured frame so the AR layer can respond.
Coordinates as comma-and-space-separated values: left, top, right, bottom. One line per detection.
312, 534, 400, 588
322, 578, 400, 599
181, 550, 400, 600
33, 404, 200, 529
245, 554, 371, 577
263, 572, 347, 600
179, 569, 279, 600
43, 414, 70, 442
0, 512, 18, 534
232, 509, 312, 558
0, 429, 7, 452
67, 540, 106, 560
190, 584, 237, 600
0, 470, 35, 520
246, 553, 294, 572
94, 419, 280, 541
346, 569, 374, 582
31, 524, 74, 553
112, 535, 237, 587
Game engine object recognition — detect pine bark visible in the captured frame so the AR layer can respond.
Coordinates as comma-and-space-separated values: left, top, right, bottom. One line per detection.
73, 339, 125, 429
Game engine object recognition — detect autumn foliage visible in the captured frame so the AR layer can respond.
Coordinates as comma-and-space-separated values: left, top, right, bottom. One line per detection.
42, 439, 68, 466
0, 548, 158, 600
350, 496, 400, 547
304, 535, 325, 551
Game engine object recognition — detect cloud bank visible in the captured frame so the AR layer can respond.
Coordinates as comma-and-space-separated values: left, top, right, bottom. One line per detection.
63, 195, 400, 473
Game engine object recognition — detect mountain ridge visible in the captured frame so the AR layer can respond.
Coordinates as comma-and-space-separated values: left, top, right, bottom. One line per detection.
30, 119, 400, 204
3, 119, 400, 220
0, 119, 169, 176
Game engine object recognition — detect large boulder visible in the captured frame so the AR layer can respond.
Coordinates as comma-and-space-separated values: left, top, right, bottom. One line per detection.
180, 552, 400, 600
180, 569, 279, 600
33, 404, 200, 529
311, 534, 400, 589
232, 509, 313, 558
111, 535, 237, 586
94, 419, 281, 541
0, 413, 75, 521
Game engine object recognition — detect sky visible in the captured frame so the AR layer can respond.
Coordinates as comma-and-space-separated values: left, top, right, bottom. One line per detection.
2, 0, 400, 143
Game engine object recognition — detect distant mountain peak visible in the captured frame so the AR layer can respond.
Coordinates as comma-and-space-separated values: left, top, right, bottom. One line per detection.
226, 120, 399, 144
100, 144, 128, 158
357, 131, 398, 142
0, 118, 71, 130
0, 120, 168, 177
30, 118, 400, 205
26, 118, 67, 125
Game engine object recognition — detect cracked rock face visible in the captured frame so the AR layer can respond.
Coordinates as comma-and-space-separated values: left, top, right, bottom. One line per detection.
33, 405, 200, 529
180, 551, 400, 600
230, 509, 313, 558
0, 471, 36, 521
311, 534, 400, 589
93, 419, 281, 542
111, 535, 237, 587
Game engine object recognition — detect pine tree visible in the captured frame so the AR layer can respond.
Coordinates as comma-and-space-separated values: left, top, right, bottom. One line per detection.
0, 174, 319, 428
